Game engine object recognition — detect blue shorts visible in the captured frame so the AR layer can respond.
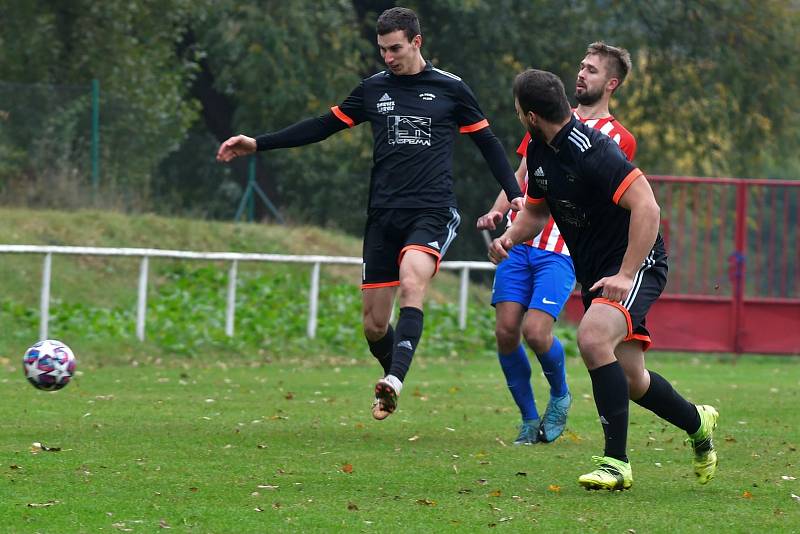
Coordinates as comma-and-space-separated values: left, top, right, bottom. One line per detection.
491, 245, 576, 319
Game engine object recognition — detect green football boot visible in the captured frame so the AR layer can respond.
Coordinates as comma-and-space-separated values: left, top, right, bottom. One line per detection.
578, 456, 633, 491
687, 405, 719, 484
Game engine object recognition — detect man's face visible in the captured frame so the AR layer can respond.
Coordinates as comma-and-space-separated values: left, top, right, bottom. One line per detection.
515, 98, 546, 142
575, 53, 614, 105
377, 30, 421, 75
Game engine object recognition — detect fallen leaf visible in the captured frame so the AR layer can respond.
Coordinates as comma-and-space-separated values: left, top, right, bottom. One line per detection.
499, 517, 512, 522
257, 484, 278, 490
254, 507, 264, 512
9, 464, 22, 470
416, 498, 436, 506
477, 479, 488, 485
791, 493, 800, 503
347, 502, 359, 511
496, 438, 507, 447
27, 500, 60, 508
724, 436, 737, 443
458, 489, 473, 494
548, 485, 561, 493
272, 502, 281, 509
743, 491, 753, 499
256, 444, 268, 449
159, 519, 171, 529
408, 435, 420, 442
452, 464, 459, 473
781, 476, 796, 481
30, 442, 61, 452
515, 472, 527, 477
189, 487, 198, 492
342, 464, 354, 474
284, 392, 294, 400
489, 489, 502, 497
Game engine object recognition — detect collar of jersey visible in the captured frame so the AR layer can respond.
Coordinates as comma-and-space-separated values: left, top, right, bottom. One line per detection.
550, 115, 579, 151
387, 60, 434, 80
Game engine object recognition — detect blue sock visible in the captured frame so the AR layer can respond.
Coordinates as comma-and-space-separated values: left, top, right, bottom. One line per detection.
498, 345, 538, 421
536, 336, 569, 397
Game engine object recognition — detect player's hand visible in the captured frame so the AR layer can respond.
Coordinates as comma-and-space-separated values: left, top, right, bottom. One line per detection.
488, 236, 513, 264
509, 197, 525, 212
476, 210, 504, 231
589, 273, 634, 303
216, 135, 257, 162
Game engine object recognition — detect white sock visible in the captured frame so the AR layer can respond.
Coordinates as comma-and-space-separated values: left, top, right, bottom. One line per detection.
383, 374, 403, 395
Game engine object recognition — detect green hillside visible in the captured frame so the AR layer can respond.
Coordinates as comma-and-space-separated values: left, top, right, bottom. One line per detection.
0, 209, 556, 365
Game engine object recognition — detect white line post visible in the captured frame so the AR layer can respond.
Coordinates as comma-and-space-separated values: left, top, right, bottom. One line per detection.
458, 266, 470, 330
225, 260, 238, 337
39, 253, 52, 340
308, 262, 320, 339
136, 256, 149, 341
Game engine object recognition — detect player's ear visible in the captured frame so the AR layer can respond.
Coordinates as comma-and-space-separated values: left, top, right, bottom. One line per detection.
412, 34, 422, 48
606, 77, 620, 93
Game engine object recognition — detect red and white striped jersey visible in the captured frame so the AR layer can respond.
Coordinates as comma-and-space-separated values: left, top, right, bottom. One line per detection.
511, 112, 636, 254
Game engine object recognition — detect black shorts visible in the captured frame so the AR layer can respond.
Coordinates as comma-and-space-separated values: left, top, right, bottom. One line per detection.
580, 248, 668, 351
361, 207, 461, 289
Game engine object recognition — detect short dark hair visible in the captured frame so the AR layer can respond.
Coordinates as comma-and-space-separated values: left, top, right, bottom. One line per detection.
376, 7, 421, 42
586, 41, 632, 88
513, 69, 572, 123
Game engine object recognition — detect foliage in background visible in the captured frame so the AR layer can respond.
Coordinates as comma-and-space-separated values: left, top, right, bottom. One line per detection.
1, 0, 799, 258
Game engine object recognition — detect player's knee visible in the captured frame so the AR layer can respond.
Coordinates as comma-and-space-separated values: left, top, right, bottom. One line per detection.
362, 316, 389, 341
576, 327, 614, 362
494, 322, 521, 353
522, 323, 552, 354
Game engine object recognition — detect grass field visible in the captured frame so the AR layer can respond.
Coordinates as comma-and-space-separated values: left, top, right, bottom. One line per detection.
3, 353, 799, 533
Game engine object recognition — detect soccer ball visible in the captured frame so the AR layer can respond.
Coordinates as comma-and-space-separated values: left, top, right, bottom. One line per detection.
22, 339, 77, 391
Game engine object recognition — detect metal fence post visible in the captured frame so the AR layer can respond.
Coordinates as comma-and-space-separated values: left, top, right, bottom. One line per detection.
225, 260, 238, 337
136, 256, 149, 341
308, 262, 320, 338
91, 79, 100, 193
458, 266, 470, 330
39, 253, 52, 340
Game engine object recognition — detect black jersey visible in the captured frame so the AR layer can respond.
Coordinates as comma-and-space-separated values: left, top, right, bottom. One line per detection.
525, 116, 666, 286
332, 62, 492, 209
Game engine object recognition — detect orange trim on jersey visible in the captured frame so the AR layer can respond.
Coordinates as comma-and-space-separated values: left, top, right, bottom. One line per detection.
612, 168, 644, 205
459, 119, 489, 134
592, 297, 634, 338
627, 333, 652, 352
330, 106, 355, 128
399, 245, 443, 275
526, 195, 545, 205
361, 281, 400, 290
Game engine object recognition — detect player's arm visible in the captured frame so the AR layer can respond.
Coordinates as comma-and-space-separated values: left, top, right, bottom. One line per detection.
488, 197, 549, 264
218, 83, 366, 163
467, 127, 524, 207
477, 157, 527, 230
589, 172, 660, 301
216, 112, 349, 162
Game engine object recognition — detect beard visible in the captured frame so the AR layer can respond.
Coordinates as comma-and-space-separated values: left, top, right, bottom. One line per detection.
575, 85, 603, 106
528, 121, 547, 144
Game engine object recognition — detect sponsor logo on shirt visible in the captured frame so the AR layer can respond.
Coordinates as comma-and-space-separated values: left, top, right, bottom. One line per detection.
377, 93, 395, 114
387, 115, 432, 146
419, 92, 436, 101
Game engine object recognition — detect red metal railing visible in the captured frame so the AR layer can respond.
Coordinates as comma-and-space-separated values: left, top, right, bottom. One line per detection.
565, 176, 800, 355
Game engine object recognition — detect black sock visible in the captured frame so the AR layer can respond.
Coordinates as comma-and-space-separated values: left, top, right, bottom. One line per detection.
367, 324, 394, 376
589, 361, 630, 462
633, 371, 701, 434
387, 307, 423, 382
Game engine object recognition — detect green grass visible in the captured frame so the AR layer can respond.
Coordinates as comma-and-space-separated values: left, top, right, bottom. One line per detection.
2, 354, 799, 532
